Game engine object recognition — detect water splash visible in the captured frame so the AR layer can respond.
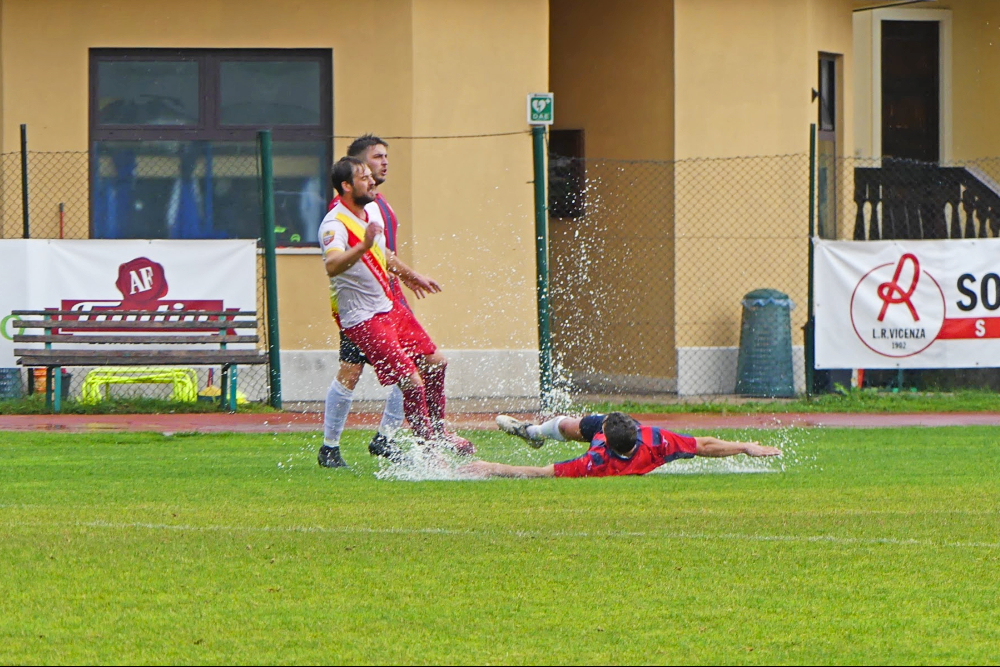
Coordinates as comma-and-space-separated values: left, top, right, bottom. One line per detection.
652, 456, 777, 475
374, 434, 483, 482
654, 426, 815, 475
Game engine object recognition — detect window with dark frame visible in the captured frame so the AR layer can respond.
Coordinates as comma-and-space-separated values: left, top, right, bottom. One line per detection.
819, 56, 836, 133
90, 48, 332, 246
817, 54, 838, 240
548, 129, 585, 219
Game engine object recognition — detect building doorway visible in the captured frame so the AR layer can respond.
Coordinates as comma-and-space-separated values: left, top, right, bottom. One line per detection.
881, 20, 939, 162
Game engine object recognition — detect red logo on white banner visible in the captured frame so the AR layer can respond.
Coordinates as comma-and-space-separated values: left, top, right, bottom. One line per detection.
50, 256, 233, 333
850, 254, 945, 358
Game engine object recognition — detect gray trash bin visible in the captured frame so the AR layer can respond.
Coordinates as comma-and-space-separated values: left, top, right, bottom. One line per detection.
0, 368, 24, 400
735, 289, 795, 398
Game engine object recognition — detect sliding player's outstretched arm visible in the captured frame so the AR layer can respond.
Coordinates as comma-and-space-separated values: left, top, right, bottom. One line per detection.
694, 436, 781, 458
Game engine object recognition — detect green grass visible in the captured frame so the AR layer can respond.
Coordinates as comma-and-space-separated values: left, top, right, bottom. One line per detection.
581, 387, 1000, 415
1, 426, 999, 664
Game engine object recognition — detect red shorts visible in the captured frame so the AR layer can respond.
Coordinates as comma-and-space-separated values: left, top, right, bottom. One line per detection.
342, 302, 437, 386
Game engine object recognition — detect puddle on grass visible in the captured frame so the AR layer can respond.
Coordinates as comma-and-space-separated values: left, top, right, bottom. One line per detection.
653, 426, 815, 475
374, 434, 480, 482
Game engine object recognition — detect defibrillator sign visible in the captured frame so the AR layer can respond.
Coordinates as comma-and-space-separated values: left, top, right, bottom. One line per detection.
527, 93, 554, 125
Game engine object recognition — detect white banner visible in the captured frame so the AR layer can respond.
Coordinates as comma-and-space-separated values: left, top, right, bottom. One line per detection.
815, 238, 1000, 369
0, 241, 31, 368
0, 240, 257, 367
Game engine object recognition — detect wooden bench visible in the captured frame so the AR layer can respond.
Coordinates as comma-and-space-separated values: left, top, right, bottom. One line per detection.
10, 309, 265, 413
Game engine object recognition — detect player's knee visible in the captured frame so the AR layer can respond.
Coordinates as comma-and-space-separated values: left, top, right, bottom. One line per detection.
337, 363, 364, 390
424, 353, 448, 371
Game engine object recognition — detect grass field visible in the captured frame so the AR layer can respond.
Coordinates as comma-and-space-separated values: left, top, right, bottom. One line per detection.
1, 425, 998, 664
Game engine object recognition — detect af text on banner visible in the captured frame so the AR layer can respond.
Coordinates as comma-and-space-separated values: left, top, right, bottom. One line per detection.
0, 239, 257, 367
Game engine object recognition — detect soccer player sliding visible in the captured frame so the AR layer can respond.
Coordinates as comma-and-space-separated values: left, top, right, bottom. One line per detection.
463, 412, 781, 479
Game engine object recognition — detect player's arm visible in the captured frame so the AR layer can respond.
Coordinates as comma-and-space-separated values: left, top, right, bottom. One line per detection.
324, 223, 381, 277
694, 436, 781, 458
387, 252, 442, 299
461, 461, 555, 478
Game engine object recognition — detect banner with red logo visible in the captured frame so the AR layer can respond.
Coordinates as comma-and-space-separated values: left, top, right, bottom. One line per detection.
0, 240, 256, 367
815, 238, 1000, 369
0, 241, 31, 369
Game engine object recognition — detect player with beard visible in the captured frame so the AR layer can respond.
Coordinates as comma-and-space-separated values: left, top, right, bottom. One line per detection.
317, 156, 473, 467
320, 135, 442, 466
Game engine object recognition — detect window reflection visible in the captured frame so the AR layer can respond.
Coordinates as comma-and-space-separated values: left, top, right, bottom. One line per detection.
92, 140, 328, 244
220, 61, 321, 126
97, 61, 199, 126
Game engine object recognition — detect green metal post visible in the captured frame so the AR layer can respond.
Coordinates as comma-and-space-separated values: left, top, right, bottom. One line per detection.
805, 124, 817, 398
21, 124, 30, 239
531, 125, 553, 408
258, 130, 282, 409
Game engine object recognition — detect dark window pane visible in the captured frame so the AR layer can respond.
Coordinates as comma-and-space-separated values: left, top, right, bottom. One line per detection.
220, 61, 321, 126
92, 140, 328, 245
97, 61, 199, 126
549, 129, 585, 219
819, 58, 835, 132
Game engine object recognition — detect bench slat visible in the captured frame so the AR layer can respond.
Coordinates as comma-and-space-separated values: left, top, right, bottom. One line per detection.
14, 334, 259, 345
11, 310, 257, 317
12, 319, 258, 331
15, 350, 267, 366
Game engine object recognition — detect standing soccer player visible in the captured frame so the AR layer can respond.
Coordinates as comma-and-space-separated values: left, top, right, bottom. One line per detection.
319, 135, 442, 467
317, 156, 473, 468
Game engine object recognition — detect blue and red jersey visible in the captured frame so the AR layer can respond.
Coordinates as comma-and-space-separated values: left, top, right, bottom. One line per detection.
553, 426, 697, 478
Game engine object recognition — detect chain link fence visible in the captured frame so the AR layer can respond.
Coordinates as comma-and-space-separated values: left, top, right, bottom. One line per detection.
548, 149, 1000, 399
7, 136, 1000, 407
0, 145, 273, 406
547, 152, 810, 399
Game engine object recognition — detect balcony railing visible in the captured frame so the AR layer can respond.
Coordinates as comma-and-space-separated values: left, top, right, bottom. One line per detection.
853, 160, 1000, 241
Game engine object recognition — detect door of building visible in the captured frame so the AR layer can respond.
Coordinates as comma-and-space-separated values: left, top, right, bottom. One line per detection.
881, 20, 939, 162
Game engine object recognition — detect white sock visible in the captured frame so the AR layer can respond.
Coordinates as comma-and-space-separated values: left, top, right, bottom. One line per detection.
379, 385, 405, 437
323, 380, 354, 446
528, 416, 566, 441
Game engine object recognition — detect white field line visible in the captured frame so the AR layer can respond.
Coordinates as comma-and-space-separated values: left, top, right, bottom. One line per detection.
547, 507, 1000, 517
4, 519, 998, 551
2, 503, 997, 517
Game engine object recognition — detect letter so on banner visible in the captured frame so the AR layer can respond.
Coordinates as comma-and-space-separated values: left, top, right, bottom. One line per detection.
814, 238, 1000, 369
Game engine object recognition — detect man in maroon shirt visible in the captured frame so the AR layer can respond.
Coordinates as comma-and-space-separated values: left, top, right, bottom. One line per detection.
463, 412, 781, 478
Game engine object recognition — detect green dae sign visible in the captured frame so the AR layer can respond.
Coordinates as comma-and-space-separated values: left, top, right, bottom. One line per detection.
527, 93, 554, 125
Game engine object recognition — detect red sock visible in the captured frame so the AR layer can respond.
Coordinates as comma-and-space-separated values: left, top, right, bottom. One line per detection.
401, 383, 434, 440
423, 364, 447, 433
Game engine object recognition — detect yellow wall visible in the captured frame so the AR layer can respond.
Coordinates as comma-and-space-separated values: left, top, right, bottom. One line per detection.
0, 0, 546, 354
549, 0, 673, 161
548, 0, 676, 386
950, 0, 1000, 159
408, 0, 547, 350
675, 0, 808, 160
673, 0, 854, 350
